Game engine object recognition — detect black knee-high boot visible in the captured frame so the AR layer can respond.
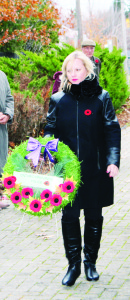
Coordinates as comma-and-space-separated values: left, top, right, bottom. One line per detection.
61, 219, 82, 286
84, 217, 103, 281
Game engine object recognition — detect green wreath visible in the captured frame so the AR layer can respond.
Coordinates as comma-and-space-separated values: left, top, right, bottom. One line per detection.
2, 136, 81, 216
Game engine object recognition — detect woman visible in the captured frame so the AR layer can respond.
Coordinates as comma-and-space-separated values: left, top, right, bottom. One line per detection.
44, 51, 121, 286
0, 70, 14, 209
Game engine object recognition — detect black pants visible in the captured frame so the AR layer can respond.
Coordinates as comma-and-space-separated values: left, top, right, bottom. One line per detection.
62, 200, 102, 222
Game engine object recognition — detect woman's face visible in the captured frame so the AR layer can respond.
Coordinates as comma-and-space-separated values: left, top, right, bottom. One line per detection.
66, 58, 88, 84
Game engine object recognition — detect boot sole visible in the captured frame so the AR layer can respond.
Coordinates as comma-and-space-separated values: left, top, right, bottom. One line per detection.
86, 276, 99, 281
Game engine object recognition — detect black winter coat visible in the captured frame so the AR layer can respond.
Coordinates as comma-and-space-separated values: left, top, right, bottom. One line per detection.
44, 77, 121, 209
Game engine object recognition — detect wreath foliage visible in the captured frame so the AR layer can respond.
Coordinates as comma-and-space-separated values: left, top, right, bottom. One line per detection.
3, 137, 81, 216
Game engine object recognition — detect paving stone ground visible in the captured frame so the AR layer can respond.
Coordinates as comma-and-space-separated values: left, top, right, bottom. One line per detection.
0, 126, 130, 300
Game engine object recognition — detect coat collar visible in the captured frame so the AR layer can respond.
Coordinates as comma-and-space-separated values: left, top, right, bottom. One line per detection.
69, 75, 102, 98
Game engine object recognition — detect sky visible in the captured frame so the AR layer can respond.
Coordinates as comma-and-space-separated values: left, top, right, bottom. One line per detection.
54, 0, 114, 15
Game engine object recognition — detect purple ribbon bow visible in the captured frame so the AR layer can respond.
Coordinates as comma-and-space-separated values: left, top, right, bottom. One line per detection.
25, 137, 58, 167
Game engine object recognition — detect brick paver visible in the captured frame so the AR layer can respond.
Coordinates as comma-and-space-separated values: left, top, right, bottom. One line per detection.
0, 126, 130, 300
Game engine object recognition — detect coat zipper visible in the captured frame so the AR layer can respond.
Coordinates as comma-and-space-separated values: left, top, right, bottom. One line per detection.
76, 100, 80, 198
97, 149, 100, 169
77, 100, 79, 158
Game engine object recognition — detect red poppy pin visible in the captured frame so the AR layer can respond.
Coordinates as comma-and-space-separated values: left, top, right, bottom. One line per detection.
95, 59, 99, 63
84, 109, 92, 116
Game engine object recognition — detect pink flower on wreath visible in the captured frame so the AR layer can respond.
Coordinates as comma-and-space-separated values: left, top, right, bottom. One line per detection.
11, 191, 22, 203
3, 176, 16, 189
62, 181, 75, 193
30, 200, 42, 212
40, 189, 52, 202
50, 194, 62, 206
22, 187, 34, 198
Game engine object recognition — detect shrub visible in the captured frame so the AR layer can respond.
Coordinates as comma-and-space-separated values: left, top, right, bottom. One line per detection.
94, 45, 129, 110
5, 44, 75, 144
0, 43, 75, 93
0, 0, 61, 52
28, 76, 48, 90
8, 93, 47, 145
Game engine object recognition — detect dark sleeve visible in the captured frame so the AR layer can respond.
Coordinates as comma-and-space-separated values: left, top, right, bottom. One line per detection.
44, 97, 57, 137
52, 78, 61, 94
52, 71, 62, 94
103, 93, 121, 168
99, 59, 101, 72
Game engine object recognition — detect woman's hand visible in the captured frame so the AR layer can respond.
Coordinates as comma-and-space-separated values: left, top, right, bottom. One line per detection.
106, 164, 119, 177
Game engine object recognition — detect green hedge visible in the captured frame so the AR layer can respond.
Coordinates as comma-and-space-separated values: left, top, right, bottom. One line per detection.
0, 43, 128, 110
0, 44, 75, 144
0, 43, 75, 97
94, 44, 129, 110
0, 43, 129, 144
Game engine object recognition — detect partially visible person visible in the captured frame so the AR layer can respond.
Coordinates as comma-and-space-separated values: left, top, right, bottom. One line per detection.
81, 39, 101, 79
0, 70, 14, 209
52, 71, 62, 95
52, 39, 101, 95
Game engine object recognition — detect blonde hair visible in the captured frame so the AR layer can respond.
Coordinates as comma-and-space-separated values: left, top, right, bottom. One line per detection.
59, 50, 95, 92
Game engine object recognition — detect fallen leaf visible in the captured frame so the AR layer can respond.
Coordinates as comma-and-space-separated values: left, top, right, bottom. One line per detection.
42, 235, 54, 240
35, 232, 54, 239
